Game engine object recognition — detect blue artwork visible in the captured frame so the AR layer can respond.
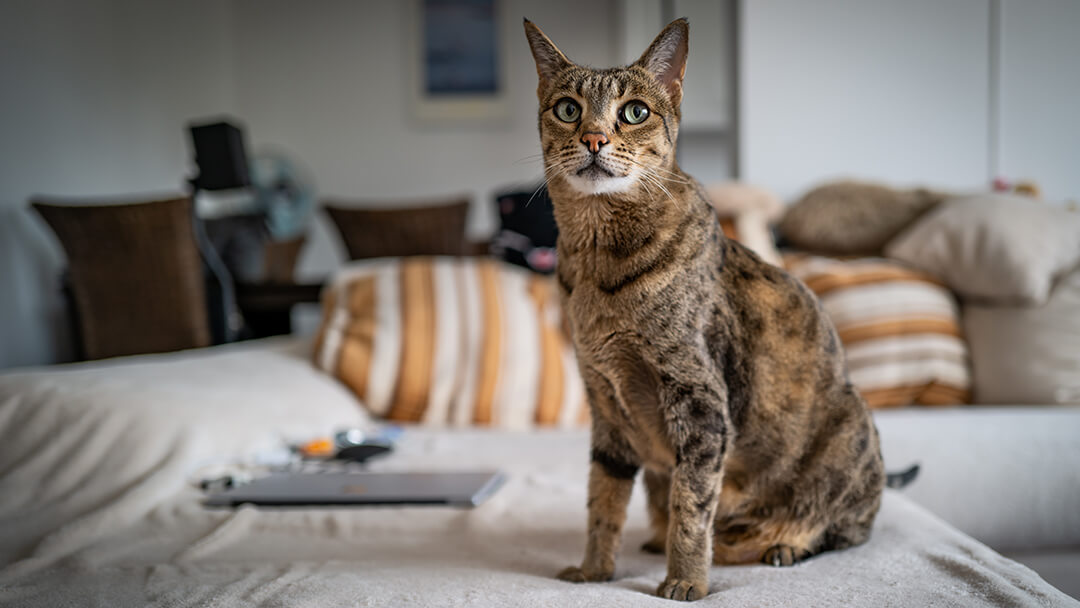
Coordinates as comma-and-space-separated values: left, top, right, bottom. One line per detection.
423, 0, 498, 96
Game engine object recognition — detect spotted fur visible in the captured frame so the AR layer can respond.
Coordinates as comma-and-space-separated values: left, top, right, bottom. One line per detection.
525, 18, 886, 601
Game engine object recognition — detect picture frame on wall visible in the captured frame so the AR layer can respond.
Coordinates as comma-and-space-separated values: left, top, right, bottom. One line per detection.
409, 0, 509, 123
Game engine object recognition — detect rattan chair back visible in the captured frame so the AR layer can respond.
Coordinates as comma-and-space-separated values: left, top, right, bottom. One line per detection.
32, 196, 212, 360
322, 198, 470, 260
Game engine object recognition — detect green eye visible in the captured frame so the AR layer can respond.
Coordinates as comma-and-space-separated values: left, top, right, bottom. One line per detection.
554, 98, 581, 123
621, 101, 650, 124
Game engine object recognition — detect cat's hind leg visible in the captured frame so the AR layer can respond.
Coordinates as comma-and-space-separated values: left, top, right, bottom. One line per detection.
641, 469, 670, 554
758, 514, 876, 566
761, 544, 814, 567
712, 519, 825, 567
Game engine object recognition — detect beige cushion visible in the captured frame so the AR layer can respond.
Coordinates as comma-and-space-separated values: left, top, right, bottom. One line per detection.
312, 256, 586, 428
706, 182, 785, 266
784, 254, 972, 408
885, 194, 1080, 305
963, 268, 1080, 404
716, 214, 783, 267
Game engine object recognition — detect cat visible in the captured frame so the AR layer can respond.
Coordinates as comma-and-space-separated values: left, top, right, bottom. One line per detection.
524, 18, 886, 601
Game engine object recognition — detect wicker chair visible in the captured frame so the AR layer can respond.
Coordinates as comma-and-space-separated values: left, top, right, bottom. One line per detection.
32, 196, 214, 360
322, 198, 471, 260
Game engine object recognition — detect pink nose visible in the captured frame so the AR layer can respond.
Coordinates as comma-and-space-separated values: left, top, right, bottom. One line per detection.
581, 132, 609, 153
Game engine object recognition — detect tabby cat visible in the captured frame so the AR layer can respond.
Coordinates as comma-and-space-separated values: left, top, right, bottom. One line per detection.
524, 18, 886, 601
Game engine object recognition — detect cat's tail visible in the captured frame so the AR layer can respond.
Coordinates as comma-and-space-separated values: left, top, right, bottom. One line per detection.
885, 464, 920, 490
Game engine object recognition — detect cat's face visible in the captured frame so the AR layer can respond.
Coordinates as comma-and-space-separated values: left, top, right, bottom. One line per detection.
525, 19, 689, 198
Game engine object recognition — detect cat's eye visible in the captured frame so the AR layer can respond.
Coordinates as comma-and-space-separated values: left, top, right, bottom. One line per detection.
621, 101, 650, 125
554, 98, 581, 123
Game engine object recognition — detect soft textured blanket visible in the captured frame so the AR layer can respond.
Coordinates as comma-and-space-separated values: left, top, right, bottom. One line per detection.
0, 340, 1074, 607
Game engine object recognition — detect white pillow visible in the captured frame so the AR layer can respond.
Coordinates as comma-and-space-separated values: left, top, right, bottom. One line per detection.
963, 268, 1080, 404
885, 194, 1080, 305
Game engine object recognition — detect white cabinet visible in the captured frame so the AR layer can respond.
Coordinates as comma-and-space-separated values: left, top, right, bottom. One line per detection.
675, 0, 733, 132
997, 0, 1080, 205
737, 0, 1080, 204
738, 0, 992, 200
615, 0, 733, 133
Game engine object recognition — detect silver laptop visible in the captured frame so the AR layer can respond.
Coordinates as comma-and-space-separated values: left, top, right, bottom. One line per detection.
204, 470, 505, 507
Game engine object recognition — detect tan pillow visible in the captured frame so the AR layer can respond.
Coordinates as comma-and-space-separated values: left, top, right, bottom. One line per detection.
885, 194, 1080, 305
779, 181, 945, 255
963, 268, 1080, 404
313, 256, 587, 428
785, 254, 971, 408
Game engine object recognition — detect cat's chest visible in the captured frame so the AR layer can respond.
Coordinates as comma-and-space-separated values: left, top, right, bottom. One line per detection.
561, 284, 692, 470
562, 271, 698, 352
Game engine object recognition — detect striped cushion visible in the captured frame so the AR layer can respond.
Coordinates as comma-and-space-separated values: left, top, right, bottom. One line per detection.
313, 257, 587, 428
784, 254, 972, 408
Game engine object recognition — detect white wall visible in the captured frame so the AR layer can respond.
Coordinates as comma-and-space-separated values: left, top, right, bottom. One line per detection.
997, 0, 1080, 205
0, 0, 235, 368
739, 0, 992, 200
230, 0, 620, 281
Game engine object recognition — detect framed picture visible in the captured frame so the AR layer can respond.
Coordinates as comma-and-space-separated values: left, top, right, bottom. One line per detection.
409, 0, 509, 123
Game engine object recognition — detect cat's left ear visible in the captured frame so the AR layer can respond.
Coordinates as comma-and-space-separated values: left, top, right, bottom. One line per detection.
635, 18, 689, 107
524, 19, 571, 94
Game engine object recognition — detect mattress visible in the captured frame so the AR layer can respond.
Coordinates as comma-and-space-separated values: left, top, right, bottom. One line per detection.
0, 339, 1075, 606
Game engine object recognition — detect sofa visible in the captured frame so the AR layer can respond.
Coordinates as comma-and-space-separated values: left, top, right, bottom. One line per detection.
1, 184, 1077, 605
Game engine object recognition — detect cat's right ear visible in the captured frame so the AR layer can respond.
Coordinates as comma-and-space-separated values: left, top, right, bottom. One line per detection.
524, 19, 570, 93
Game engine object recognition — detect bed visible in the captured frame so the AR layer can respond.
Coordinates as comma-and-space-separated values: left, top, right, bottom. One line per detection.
0, 338, 1075, 607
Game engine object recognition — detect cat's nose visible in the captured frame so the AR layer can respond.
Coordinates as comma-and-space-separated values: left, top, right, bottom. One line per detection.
581, 132, 609, 153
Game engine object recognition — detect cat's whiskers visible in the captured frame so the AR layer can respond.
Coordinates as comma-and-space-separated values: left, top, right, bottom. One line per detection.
526, 178, 552, 207
534, 156, 575, 206
609, 154, 691, 211
619, 156, 693, 185
639, 170, 682, 211
514, 153, 546, 166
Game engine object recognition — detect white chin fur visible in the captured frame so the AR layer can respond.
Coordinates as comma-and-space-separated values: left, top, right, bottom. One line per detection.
564, 172, 638, 196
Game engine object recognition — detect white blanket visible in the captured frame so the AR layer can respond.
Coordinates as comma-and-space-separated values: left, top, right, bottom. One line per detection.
0, 340, 1074, 607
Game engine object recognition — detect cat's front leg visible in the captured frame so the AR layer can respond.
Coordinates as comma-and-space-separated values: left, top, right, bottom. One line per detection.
659, 461, 722, 600
558, 416, 639, 583
657, 388, 728, 601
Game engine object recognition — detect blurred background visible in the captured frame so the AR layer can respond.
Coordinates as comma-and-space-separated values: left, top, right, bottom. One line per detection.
0, 0, 1076, 368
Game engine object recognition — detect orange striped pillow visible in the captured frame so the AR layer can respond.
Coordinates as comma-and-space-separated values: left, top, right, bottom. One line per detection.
313, 257, 588, 428
784, 254, 972, 408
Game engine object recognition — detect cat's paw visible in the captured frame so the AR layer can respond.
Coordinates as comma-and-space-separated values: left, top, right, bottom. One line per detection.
556, 565, 612, 583
656, 577, 707, 601
762, 544, 807, 567
640, 538, 666, 554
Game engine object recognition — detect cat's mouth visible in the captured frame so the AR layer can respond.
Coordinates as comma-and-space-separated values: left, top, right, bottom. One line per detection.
575, 159, 616, 180
564, 156, 637, 195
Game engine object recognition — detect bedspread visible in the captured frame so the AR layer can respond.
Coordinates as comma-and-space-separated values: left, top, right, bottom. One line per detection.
0, 339, 1074, 607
